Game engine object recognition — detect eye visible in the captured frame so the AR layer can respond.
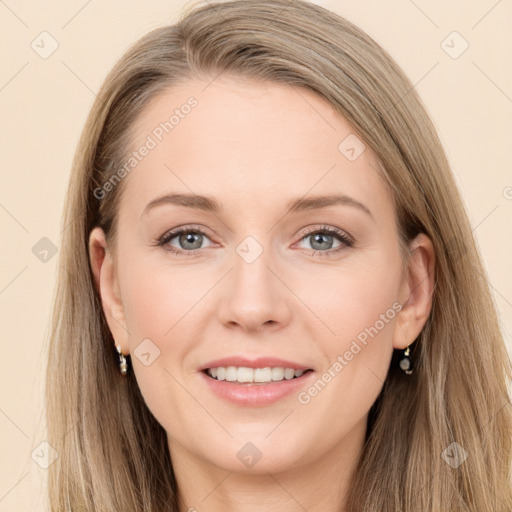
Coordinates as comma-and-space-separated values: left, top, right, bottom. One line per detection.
295, 225, 354, 256
156, 226, 214, 256
155, 224, 355, 257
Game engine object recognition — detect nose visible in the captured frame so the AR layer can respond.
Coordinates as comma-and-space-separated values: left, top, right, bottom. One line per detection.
216, 243, 292, 333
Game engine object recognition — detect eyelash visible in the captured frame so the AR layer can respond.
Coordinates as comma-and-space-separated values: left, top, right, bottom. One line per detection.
155, 224, 355, 258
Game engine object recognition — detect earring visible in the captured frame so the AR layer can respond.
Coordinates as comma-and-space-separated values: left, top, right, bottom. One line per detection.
399, 344, 413, 375
116, 344, 129, 376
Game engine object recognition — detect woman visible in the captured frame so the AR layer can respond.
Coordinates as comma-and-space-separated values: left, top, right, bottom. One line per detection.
45, 0, 512, 510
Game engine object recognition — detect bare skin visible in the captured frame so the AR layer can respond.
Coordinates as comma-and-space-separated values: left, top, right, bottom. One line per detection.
89, 75, 435, 512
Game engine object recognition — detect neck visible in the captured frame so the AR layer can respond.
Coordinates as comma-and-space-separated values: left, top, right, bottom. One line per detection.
170, 416, 367, 512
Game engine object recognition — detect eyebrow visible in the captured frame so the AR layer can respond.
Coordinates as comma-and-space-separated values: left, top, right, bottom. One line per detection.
141, 193, 373, 219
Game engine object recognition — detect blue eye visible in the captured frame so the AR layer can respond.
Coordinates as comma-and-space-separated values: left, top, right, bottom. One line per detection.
296, 225, 354, 257
155, 224, 354, 257
157, 226, 213, 256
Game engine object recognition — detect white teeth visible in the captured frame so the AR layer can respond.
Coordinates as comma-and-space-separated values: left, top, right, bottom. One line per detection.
225, 366, 237, 381
237, 367, 254, 382
206, 366, 308, 383
271, 367, 284, 381
254, 367, 272, 382
284, 368, 295, 380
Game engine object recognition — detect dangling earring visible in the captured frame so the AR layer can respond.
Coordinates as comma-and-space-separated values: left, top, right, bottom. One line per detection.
116, 344, 129, 376
399, 344, 413, 375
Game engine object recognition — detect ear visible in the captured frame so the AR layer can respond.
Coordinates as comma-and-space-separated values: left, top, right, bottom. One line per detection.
393, 233, 435, 350
88, 226, 130, 354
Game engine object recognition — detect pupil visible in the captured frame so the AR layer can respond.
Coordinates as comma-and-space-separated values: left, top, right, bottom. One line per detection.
312, 233, 332, 250
181, 232, 202, 249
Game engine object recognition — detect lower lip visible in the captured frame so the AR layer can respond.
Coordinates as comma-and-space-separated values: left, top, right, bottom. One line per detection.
199, 370, 315, 407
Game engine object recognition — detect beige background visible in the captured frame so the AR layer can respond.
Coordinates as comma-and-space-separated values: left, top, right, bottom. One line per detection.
1, 0, 511, 509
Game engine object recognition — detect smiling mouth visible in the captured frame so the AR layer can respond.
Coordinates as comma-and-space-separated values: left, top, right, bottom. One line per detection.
203, 366, 314, 384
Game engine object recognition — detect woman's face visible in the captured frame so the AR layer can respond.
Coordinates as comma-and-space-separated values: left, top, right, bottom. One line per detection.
90, 75, 432, 476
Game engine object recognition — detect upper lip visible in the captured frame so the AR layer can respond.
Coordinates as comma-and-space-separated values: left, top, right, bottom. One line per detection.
199, 357, 313, 372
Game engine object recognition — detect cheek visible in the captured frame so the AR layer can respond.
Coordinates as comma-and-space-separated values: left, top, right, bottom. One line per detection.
120, 257, 209, 339
297, 255, 401, 421
294, 265, 400, 439
118, 256, 211, 403
120, 245, 402, 362
303, 258, 401, 348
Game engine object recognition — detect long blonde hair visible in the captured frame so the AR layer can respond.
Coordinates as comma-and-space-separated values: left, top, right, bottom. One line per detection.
45, 0, 512, 510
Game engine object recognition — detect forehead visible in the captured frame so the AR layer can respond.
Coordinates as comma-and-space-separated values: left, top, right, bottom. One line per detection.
118, 75, 392, 222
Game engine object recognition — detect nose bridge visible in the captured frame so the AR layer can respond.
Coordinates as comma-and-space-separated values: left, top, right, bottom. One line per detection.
217, 233, 290, 330
232, 234, 277, 303
234, 237, 271, 291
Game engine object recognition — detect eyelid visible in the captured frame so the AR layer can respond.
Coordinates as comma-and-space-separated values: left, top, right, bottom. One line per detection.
159, 224, 213, 241
295, 224, 354, 245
